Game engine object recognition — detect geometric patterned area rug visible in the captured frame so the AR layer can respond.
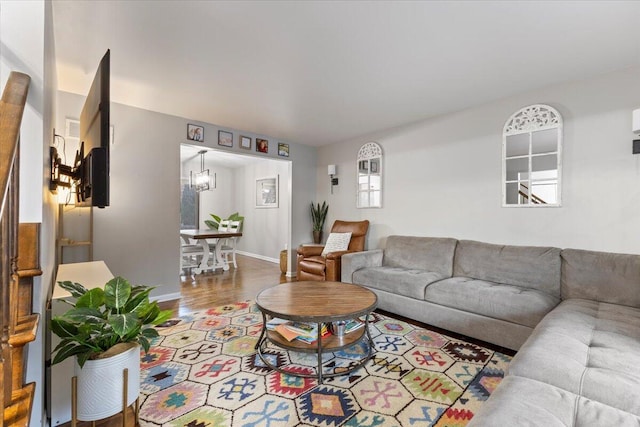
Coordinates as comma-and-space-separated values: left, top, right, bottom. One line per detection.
138, 301, 512, 426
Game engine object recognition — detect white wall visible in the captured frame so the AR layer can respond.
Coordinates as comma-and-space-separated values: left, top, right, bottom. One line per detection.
318, 66, 640, 255
235, 160, 291, 261
58, 91, 317, 291
0, 0, 44, 223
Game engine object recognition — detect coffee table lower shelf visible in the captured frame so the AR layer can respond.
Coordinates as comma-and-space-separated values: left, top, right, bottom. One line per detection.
255, 319, 375, 384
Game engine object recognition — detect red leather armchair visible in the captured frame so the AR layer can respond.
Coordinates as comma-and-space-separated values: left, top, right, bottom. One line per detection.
296, 220, 370, 282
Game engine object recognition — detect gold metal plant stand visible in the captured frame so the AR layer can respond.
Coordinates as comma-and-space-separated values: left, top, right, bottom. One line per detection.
71, 368, 140, 427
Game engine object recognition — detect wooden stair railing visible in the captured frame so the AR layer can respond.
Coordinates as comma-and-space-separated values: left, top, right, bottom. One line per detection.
518, 183, 547, 205
1, 71, 38, 427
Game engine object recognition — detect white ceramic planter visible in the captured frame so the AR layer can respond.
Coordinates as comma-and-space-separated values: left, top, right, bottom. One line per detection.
74, 343, 140, 421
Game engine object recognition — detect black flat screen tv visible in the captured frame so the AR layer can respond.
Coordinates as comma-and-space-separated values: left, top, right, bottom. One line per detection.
76, 49, 110, 208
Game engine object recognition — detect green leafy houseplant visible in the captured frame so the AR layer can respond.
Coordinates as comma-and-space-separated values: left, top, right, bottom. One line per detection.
311, 201, 329, 232
205, 212, 245, 231
51, 276, 172, 368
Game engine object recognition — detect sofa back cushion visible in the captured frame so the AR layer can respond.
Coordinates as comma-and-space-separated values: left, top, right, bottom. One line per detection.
383, 236, 457, 277
561, 248, 640, 307
453, 240, 561, 297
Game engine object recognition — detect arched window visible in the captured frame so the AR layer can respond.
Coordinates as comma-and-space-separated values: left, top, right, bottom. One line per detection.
357, 142, 383, 208
503, 104, 562, 207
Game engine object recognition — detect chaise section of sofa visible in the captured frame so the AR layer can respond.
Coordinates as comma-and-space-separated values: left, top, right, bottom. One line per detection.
468, 375, 640, 426
342, 236, 562, 350
469, 247, 640, 426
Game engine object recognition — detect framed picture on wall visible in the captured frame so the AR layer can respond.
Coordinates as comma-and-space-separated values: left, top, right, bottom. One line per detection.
256, 176, 278, 208
278, 143, 289, 157
240, 135, 252, 150
187, 124, 204, 142
218, 130, 233, 147
256, 138, 268, 153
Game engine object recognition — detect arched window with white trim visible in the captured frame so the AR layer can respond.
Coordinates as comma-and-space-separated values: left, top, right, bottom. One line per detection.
503, 104, 563, 207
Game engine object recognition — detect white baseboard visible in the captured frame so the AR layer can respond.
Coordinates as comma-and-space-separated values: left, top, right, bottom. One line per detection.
236, 250, 278, 264
152, 292, 181, 303
237, 251, 297, 277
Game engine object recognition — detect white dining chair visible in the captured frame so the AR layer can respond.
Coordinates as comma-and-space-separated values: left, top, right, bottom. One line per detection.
208, 219, 231, 263
220, 220, 241, 268
181, 238, 204, 273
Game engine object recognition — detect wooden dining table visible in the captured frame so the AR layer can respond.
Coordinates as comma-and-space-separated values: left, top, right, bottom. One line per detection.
180, 229, 243, 273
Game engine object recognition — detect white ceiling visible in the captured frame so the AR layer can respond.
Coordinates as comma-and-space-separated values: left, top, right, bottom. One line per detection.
53, 1, 640, 147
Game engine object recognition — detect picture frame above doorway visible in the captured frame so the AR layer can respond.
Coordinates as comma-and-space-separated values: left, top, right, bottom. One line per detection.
218, 130, 233, 147
256, 138, 268, 153
240, 135, 252, 150
187, 124, 204, 142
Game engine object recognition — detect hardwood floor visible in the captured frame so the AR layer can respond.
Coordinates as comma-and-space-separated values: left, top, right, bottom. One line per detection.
159, 254, 293, 316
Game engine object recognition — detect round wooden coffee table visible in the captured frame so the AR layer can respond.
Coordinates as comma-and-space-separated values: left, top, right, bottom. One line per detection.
255, 281, 377, 383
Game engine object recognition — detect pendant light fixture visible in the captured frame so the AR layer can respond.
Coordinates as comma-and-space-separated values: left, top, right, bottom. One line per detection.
190, 150, 215, 192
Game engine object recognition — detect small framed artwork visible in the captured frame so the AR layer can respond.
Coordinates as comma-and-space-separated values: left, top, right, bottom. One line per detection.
187, 124, 204, 142
256, 138, 268, 153
278, 143, 289, 157
218, 130, 233, 147
240, 135, 252, 150
256, 176, 278, 208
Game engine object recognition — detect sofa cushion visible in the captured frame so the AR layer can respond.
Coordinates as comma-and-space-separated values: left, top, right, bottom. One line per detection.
562, 248, 640, 308
453, 240, 561, 297
382, 236, 457, 277
468, 375, 640, 427
425, 277, 560, 328
352, 267, 447, 300
508, 298, 640, 417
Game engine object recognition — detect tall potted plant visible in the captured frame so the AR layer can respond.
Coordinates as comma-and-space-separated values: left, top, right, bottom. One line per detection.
310, 201, 329, 243
51, 277, 172, 421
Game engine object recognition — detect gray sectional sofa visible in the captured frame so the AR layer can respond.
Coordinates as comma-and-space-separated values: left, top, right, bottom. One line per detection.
341, 236, 640, 426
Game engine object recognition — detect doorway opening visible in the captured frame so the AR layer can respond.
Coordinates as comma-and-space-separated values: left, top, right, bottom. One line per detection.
180, 144, 292, 273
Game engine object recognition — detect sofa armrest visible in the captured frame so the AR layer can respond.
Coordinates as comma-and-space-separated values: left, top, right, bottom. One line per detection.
341, 249, 384, 283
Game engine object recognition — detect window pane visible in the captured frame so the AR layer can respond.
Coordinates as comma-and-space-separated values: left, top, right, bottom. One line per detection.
506, 182, 524, 204
532, 128, 557, 154
505, 133, 529, 157
358, 191, 369, 208
369, 175, 381, 191
506, 158, 529, 181
532, 154, 557, 173
180, 182, 197, 229
370, 158, 380, 174
531, 182, 557, 204
370, 191, 381, 207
